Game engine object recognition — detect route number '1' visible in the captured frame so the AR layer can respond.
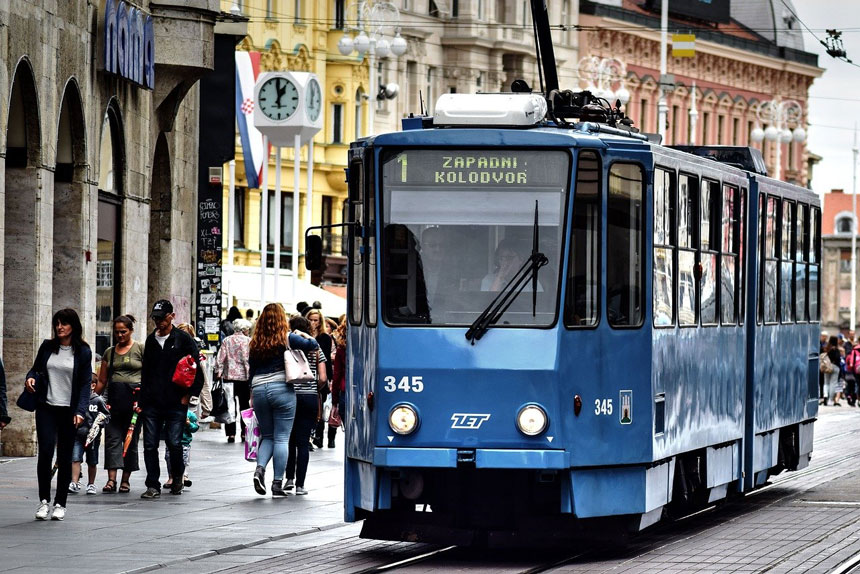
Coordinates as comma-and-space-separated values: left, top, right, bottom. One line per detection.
595, 398, 613, 415
383, 375, 424, 393
398, 154, 407, 182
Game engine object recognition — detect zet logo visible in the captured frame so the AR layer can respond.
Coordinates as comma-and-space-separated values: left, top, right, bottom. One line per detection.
451, 413, 491, 429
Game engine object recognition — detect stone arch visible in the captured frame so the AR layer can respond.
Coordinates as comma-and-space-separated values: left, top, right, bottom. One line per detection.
3, 58, 45, 455
148, 133, 173, 313
52, 78, 89, 317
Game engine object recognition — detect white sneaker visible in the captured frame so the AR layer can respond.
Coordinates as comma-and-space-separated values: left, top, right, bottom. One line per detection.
35, 500, 50, 520
68, 481, 81, 493
51, 504, 65, 521
295, 486, 308, 495
86, 484, 97, 495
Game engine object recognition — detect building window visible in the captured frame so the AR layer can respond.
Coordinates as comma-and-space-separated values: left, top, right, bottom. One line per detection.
262, 192, 294, 268
335, 0, 345, 28
841, 254, 851, 274
717, 115, 725, 144
640, 98, 648, 132
837, 215, 854, 234
477, 0, 484, 19
429, 0, 439, 16
733, 117, 740, 145
702, 111, 710, 144
452, 0, 458, 17
332, 103, 344, 143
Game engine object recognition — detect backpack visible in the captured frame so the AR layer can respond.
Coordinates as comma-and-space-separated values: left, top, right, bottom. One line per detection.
820, 352, 835, 374
849, 348, 860, 376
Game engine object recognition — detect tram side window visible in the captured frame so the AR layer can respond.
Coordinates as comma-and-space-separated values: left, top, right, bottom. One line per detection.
678, 174, 697, 327
796, 204, 808, 322
810, 207, 821, 320
366, 175, 377, 326
738, 189, 747, 325
653, 167, 674, 327
763, 196, 779, 324
348, 158, 364, 325
607, 163, 644, 328
780, 199, 795, 323
565, 150, 601, 327
700, 179, 720, 325
720, 184, 739, 325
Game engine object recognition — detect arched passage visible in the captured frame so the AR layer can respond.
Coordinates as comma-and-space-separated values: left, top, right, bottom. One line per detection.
148, 133, 172, 313
3, 59, 44, 456
95, 101, 125, 355
52, 79, 88, 318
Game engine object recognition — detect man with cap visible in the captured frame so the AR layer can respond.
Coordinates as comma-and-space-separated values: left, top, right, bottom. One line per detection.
139, 299, 203, 498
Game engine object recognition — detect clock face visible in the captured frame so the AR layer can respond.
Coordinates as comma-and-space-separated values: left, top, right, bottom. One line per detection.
258, 76, 299, 121
306, 79, 322, 122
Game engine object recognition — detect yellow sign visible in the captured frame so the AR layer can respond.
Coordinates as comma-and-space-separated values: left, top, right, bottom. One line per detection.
672, 34, 696, 58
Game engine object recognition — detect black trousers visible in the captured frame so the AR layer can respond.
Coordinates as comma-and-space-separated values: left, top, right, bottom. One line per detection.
225, 380, 250, 438
36, 405, 75, 507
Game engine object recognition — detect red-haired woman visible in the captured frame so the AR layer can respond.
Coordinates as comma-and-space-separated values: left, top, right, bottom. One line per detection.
248, 303, 319, 497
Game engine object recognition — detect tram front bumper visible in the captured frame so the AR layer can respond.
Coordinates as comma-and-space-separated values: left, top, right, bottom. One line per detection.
372, 447, 570, 469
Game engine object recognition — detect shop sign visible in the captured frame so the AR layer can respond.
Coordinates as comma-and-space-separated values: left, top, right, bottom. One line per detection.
102, 0, 155, 90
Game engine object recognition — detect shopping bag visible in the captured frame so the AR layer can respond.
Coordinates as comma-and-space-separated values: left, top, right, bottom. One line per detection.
241, 408, 260, 462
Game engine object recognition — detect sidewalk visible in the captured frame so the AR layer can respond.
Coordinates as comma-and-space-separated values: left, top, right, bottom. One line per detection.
0, 423, 349, 574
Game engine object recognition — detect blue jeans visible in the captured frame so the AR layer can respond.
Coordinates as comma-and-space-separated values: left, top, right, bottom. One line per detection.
142, 406, 186, 490
252, 381, 296, 481
286, 393, 319, 487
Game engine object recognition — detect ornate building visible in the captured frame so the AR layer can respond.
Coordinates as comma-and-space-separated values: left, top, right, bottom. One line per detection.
579, 0, 822, 186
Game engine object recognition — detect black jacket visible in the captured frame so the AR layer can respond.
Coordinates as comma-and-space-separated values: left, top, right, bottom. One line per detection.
0, 357, 9, 425
140, 326, 203, 411
27, 339, 92, 418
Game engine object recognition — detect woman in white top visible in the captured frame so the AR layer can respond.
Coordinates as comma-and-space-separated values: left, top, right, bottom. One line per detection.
23, 308, 93, 521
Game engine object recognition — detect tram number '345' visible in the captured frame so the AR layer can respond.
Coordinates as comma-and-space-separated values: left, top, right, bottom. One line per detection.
595, 398, 613, 415
383, 376, 424, 393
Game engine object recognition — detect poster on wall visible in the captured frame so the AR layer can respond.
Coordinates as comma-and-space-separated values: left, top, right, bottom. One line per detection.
196, 183, 223, 345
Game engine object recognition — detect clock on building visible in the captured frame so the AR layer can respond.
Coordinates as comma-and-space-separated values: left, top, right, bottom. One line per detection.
258, 75, 299, 121
306, 77, 322, 122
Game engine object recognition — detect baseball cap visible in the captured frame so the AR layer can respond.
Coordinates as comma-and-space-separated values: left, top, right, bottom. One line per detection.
150, 299, 174, 319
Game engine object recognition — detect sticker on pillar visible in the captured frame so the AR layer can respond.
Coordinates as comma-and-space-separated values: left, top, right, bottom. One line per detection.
619, 390, 632, 425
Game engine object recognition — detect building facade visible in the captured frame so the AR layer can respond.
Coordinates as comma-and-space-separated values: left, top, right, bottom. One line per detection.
0, 0, 224, 456
580, 0, 822, 186
821, 189, 858, 334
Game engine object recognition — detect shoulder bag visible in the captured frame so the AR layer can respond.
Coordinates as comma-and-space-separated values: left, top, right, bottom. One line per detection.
17, 372, 44, 412
820, 352, 835, 374
284, 337, 315, 384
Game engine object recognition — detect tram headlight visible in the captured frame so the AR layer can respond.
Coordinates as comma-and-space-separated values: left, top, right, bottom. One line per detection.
389, 404, 419, 435
516, 404, 548, 436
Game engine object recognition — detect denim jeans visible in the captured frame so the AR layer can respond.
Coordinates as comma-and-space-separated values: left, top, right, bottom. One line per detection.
142, 406, 186, 489
36, 405, 75, 506
252, 381, 296, 481
286, 392, 318, 487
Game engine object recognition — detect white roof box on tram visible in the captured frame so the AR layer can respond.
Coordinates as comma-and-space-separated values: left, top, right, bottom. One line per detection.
433, 93, 547, 127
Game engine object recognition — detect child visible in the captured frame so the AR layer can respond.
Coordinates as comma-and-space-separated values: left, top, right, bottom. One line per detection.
70, 378, 110, 495
164, 408, 198, 489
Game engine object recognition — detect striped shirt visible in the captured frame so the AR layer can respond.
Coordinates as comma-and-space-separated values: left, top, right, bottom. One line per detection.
293, 349, 326, 395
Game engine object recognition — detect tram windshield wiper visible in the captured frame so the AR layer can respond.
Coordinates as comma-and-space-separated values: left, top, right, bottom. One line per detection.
465, 201, 548, 345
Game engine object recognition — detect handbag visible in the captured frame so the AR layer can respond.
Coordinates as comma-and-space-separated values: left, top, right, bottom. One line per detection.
284, 339, 314, 384
820, 352, 835, 374
209, 379, 229, 418
241, 408, 260, 462
172, 355, 197, 388
16, 372, 43, 412
328, 404, 343, 429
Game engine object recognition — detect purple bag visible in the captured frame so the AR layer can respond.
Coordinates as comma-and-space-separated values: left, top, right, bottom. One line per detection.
241, 408, 260, 462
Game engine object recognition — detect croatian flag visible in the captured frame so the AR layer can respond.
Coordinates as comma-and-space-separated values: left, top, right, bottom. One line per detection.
235, 51, 265, 189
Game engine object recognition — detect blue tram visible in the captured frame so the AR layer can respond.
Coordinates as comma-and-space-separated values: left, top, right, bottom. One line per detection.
306, 3, 821, 545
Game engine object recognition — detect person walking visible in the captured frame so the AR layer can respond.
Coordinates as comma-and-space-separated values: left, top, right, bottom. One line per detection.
69, 378, 110, 495
24, 308, 93, 521
139, 300, 203, 498
824, 335, 843, 406
163, 407, 198, 489
306, 308, 334, 449
248, 303, 319, 497
96, 315, 144, 494
330, 314, 347, 448
285, 315, 327, 495
215, 318, 251, 442
0, 356, 9, 430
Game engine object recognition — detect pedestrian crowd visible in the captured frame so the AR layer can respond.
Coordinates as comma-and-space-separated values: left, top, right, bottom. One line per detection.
0, 298, 347, 521
819, 329, 860, 407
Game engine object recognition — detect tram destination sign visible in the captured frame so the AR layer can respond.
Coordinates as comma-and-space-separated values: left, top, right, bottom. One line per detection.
385, 149, 569, 188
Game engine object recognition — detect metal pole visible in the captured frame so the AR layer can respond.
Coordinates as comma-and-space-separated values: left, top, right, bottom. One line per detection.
852, 123, 858, 332
259, 136, 269, 307
657, 0, 668, 141
293, 134, 301, 306
226, 159, 235, 306
689, 81, 698, 145
273, 146, 282, 302
774, 125, 782, 181
306, 137, 314, 283
368, 42, 376, 136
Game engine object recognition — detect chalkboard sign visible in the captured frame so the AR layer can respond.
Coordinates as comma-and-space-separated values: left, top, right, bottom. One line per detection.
195, 184, 223, 345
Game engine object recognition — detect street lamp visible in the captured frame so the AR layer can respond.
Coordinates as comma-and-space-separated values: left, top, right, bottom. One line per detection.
337, 0, 407, 136
749, 98, 806, 181
577, 56, 630, 108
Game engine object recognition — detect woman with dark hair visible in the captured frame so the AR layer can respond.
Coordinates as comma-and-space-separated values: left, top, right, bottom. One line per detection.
249, 303, 319, 497
220, 306, 242, 339
95, 315, 144, 494
24, 308, 93, 521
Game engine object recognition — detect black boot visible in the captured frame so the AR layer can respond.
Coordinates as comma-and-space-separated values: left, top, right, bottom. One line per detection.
327, 427, 337, 449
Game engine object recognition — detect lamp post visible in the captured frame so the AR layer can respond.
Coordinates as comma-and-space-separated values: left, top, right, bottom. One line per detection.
749, 98, 806, 181
577, 56, 630, 108
337, 0, 407, 136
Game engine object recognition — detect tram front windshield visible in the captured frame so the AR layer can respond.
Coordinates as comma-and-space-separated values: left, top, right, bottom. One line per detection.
381, 148, 570, 326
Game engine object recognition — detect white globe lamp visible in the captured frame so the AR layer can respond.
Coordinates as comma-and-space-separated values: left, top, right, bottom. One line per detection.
337, 33, 354, 56
391, 31, 408, 56
792, 127, 806, 143
375, 38, 390, 58
764, 125, 779, 141
750, 125, 765, 143
353, 31, 370, 54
